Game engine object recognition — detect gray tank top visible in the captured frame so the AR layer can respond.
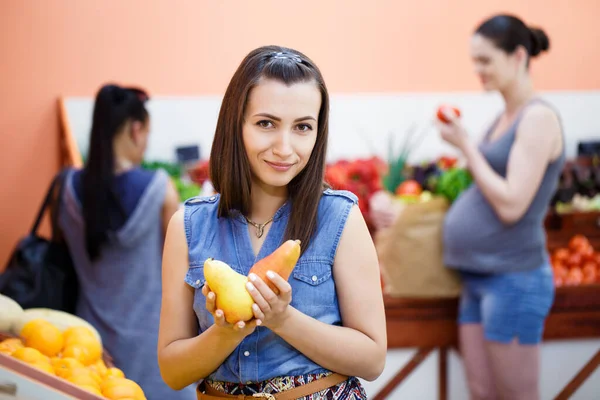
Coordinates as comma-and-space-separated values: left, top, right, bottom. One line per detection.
443, 99, 566, 274
59, 168, 196, 400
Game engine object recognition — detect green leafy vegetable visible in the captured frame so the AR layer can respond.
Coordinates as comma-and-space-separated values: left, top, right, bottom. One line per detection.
434, 167, 473, 203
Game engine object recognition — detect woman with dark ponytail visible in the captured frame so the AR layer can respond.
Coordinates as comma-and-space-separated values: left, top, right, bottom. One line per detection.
437, 15, 562, 400
59, 84, 195, 399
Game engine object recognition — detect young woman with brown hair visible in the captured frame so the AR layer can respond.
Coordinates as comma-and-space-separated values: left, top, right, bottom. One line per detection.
158, 46, 386, 399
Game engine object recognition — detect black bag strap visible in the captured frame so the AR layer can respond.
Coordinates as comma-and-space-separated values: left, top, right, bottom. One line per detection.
29, 168, 71, 236
50, 168, 71, 241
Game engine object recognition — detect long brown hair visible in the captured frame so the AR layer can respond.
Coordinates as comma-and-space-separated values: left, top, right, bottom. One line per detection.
209, 45, 330, 254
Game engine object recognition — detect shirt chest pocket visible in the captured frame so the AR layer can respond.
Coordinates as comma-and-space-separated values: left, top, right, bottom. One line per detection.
185, 266, 206, 290
291, 259, 337, 308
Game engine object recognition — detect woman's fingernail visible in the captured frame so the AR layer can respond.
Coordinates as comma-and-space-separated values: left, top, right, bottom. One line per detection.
238, 322, 245, 328
208, 292, 214, 300
249, 273, 257, 282
246, 282, 255, 291
256, 319, 262, 326
267, 271, 275, 279
216, 310, 222, 317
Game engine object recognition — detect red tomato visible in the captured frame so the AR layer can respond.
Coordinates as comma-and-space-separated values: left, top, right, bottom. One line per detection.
395, 180, 422, 196
438, 156, 458, 169
565, 267, 583, 286
569, 234, 591, 252
552, 248, 570, 263
436, 105, 461, 124
567, 253, 582, 268
582, 262, 598, 284
554, 276, 564, 287
580, 245, 595, 261
553, 264, 568, 280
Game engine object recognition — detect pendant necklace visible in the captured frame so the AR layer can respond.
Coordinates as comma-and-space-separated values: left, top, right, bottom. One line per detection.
244, 215, 274, 238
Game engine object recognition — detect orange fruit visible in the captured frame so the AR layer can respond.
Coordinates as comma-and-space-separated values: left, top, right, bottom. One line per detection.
67, 373, 101, 390
20, 320, 64, 357
63, 326, 96, 344
101, 378, 145, 399
29, 361, 55, 375
19, 319, 51, 338
51, 357, 85, 378
64, 366, 102, 385
61, 345, 90, 365
63, 334, 102, 365
11, 347, 50, 364
0, 338, 24, 355
89, 358, 109, 377
104, 367, 125, 379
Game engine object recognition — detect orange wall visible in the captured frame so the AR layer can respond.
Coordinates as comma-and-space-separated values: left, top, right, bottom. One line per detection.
1, 0, 599, 268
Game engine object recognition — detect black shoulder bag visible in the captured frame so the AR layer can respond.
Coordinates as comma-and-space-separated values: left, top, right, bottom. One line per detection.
0, 168, 78, 313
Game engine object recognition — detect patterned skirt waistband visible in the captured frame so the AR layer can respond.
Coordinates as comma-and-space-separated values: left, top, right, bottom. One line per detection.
204, 373, 367, 399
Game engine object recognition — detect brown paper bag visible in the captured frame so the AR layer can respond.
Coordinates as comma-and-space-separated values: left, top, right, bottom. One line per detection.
375, 196, 462, 298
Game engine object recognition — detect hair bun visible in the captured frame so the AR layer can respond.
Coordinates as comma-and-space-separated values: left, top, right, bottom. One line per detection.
529, 27, 550, 57
108, 85, 129, 105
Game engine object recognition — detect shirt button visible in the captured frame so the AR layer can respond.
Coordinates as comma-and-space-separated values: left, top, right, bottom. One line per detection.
195, 280, 201, 285
244, 351, 250, 357
246, 381, 252, 384
209, 196, 216, 201
311, 275, 318, 282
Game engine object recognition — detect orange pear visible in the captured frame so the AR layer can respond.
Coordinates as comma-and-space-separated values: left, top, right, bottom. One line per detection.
249, 239, 301, 293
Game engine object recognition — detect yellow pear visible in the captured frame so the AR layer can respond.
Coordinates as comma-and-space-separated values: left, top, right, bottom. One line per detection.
203, 258, 255, 324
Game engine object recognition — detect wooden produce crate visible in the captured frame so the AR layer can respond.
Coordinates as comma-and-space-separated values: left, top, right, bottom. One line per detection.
0, 354, 105, 400
546, 211, 600, 250
0, 332, 115, 400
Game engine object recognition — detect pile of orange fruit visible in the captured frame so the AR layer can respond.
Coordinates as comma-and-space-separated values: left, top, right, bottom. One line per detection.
0, 319, 146, 400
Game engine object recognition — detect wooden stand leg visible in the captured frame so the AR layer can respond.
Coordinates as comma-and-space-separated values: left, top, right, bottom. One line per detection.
439, 347, 448, 400
372, 348, 434, 400
554, 349, 600, 400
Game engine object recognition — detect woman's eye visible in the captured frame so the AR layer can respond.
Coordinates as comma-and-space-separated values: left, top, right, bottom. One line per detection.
296, 123, 313, 132
257, 120, 274, 129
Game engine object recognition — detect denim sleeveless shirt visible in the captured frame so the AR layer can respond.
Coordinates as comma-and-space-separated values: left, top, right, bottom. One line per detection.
183, 188, 357, 383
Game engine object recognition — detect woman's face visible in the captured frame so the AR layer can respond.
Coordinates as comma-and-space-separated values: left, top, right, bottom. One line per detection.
129, 117, 151, 164
242, 78, 321, 194
470, 33, 523, 92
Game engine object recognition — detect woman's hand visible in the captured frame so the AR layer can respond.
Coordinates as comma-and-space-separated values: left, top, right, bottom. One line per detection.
201, 284, 258, 337
246, 272, 292, 331
437, 109, 470, 150
369, 190, 400, 230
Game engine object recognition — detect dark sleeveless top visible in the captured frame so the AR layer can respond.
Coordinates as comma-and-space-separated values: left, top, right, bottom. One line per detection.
60, 168, 196, 399
443, 99, 566, 273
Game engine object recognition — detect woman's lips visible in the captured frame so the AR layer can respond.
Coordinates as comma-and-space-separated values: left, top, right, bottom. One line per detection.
265, 161, 294, 171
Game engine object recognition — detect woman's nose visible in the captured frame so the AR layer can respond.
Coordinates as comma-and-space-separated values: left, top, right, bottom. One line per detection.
272, 130, 293, 158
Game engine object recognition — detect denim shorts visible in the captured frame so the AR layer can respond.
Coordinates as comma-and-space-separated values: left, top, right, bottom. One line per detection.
458, 263, 555, 345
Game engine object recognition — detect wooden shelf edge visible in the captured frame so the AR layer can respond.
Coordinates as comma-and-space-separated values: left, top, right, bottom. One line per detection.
57, 97, 83, 168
